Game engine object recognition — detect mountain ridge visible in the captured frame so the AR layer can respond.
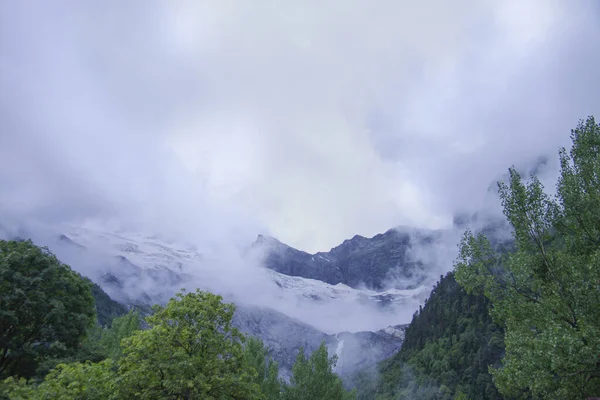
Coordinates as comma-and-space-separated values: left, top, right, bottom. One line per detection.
252, 226, 441, 291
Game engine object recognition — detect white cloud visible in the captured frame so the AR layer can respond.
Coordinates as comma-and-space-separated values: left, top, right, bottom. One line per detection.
1, 0, 599, 252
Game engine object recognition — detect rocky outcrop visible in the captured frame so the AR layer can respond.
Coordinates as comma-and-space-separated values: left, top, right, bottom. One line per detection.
254, 227, 439, 290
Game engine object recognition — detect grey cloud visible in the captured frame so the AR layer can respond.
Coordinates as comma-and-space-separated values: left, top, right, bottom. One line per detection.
1, 1, 599, 253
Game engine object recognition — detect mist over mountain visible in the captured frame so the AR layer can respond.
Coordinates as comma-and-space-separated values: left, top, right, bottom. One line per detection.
255, 228, 430, 290
0, 221, 436, 379
2, 1, 599, 254
0, 194, 518, 381
1, 1, 599, 397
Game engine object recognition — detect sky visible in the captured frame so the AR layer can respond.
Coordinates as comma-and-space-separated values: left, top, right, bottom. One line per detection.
1, 1, 600, 253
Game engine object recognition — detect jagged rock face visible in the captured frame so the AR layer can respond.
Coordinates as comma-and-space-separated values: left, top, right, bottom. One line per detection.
255, 227, 439, 290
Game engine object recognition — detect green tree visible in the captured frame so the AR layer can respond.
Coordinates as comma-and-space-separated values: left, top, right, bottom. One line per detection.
2, 291, 264, 399
34, 310, 141, 379
0, 240, 96, 379
115, 289, 260, 399
244, 337, 282, 399
89, 281, 127, 327
284, 342, 355, 400
357, 272, 504, 400
1, 360, 116, 400
455, 116, 600, 398
96, 310, 141, 361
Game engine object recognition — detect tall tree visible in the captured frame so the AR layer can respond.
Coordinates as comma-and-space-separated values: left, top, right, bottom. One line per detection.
355, 272, 505, 400
284, 342, 355, 400
455, 116, 600, 398
34, 310, 142, 379
0, 240, 96, 379
2, 291, 264, 399
116, 289, 261, 399
95, 310, 141, 361
244, 336, 282, 400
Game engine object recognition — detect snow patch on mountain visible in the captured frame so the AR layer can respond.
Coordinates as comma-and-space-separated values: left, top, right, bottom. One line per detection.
267, 268, 428, 310
21, 224, 430, 333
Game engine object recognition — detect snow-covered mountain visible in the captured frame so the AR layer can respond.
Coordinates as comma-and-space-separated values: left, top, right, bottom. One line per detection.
252, 228, 439, 291
1, 223, 436, 379
268, 270, 428, 314
46, 225, 430, 331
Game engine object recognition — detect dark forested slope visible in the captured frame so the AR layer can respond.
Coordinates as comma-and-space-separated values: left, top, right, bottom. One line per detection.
355, 272, 506, 400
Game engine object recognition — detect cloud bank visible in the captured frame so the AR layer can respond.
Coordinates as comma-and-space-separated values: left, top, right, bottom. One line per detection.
1, 1, 600, 253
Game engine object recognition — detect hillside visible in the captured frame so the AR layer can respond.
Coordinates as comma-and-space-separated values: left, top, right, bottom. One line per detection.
354, 272, 506, 400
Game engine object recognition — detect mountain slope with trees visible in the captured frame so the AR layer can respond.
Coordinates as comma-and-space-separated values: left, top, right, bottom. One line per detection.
354, 116, 600, 399
456, 116, 600, 398
2, 116, 599, 399
353, 271, 505, 400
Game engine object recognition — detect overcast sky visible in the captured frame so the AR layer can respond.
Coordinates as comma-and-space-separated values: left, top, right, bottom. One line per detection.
1, 1, 600, 252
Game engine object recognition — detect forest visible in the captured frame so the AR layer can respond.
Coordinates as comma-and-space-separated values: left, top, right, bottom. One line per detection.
1, 117, 599, 399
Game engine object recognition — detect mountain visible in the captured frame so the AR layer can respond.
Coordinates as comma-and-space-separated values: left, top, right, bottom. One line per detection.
253, 226, 444, 290
353, 272, 505, 400
2, 224, 421, 380
233, 305, 406, 380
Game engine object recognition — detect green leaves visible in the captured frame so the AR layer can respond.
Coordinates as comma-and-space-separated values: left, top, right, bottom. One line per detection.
1, 360, 117, 400
244, 337, 282, 400
360, 272, 504, 400
115, 289, 260, 399
2, 263, 359, 400
3, 289, 262, 399
90, 310, 142, 361
284, 342, 355, 400
0, 240, 96, 379
50, 361, 116, 399
455, 116, 600, 398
